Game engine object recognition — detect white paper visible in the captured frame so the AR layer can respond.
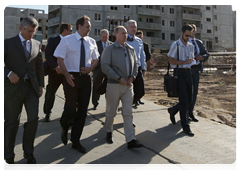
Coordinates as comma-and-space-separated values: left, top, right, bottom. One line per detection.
183, 60, 196, 68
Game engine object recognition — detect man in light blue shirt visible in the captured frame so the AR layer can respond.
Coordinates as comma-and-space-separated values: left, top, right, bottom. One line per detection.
126, 20, 146, 107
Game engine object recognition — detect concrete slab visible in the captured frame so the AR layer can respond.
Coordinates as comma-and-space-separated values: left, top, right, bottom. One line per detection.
10, 76, 236, 166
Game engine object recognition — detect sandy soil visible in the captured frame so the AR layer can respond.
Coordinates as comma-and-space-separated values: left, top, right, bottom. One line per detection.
143, 69, 236, 128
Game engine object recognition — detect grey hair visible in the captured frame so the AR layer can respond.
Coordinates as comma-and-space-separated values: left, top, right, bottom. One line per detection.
20, 17, 39, 29
125, 20, 137, 27
100, 29, 109, 35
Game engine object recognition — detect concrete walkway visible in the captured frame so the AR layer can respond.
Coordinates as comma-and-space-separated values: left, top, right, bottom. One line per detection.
10, 78, 236, 168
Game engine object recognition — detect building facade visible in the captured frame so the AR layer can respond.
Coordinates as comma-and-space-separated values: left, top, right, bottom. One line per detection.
47, 5, 235, 52
233, 11, 238, 50
4, 7, 48, 42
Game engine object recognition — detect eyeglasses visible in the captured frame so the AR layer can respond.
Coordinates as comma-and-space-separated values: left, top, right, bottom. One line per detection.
184, 34, 191, 37
24, 28, 37, 34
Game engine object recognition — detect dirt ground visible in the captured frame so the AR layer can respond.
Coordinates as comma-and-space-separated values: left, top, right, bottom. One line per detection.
143, 65, 236, 128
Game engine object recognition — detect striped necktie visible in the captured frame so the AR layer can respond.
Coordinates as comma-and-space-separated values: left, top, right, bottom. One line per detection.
103, 42, 106, 49
23, 40, 30, 61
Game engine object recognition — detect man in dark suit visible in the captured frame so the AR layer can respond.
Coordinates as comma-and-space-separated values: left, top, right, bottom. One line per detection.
92, 29, 112, 110
168, 24, 209, 125
136, 30, 151, 62
43, 23, 73, 122
135, 30, 152, 105
4, 17, 44, 164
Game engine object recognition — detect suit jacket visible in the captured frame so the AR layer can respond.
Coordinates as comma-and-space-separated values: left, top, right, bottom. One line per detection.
96, 40, 113, 67
101, 41, 138, 84
143, 42, 151, 62
4, 35, 44, 99
195, 39, 210, 72
43, 35, 61, 75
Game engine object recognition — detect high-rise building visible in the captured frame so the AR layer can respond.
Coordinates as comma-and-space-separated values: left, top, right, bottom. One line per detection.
47, 5, 235, 52
4, 6, 48, 42
233, 11, 238, 50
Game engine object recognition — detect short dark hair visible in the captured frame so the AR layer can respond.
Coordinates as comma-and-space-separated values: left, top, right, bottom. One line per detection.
59, 23, 73, 34
136, 30, 143, 36
76, 15, 90, 30
181, 24, 193, 33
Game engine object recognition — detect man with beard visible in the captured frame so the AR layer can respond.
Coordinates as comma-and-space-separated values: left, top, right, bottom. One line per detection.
167, 25, 195, 136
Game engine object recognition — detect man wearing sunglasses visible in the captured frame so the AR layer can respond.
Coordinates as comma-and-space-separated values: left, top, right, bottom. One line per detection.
43, 23, 73, 122
168, 24, 210, 126
167, 25, 196, 136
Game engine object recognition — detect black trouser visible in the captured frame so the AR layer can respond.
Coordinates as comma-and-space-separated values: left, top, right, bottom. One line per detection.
133, 67, 145, 103
188, 66, 200, 117
173, 68, 193, 131
43, 70, 64, 114
4, 80, 39, 159
60, 73, 91, 143
92, 66, 105, 107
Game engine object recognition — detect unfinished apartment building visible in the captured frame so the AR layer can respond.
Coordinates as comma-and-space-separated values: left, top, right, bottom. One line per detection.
47, 5, 235, 52
4, 6, 48, 42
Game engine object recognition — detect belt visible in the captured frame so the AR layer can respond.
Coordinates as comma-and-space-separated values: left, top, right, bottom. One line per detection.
191, 64, 200, 68
69, 72, 90, 76
176, 68, 191, 72
23, 79, 29, 82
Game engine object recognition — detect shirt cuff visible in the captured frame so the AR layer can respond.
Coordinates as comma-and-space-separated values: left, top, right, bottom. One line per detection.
7, 71, 12, 78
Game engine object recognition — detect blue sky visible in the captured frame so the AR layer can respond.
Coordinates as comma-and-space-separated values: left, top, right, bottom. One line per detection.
7, 5, 237, 13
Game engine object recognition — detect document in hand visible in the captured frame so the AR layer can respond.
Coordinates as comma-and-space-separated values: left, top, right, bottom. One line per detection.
183, 60, 196, 68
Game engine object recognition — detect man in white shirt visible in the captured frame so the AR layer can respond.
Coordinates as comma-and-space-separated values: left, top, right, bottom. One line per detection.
167, 25, 195, 137
54, 15, 99, 153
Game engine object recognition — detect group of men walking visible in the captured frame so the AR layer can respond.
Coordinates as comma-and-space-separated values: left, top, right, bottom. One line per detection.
4, 15, 208, 164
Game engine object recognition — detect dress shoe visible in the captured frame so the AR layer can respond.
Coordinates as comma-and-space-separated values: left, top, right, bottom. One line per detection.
138, 100, 144, 105
183, 129, 195, 137
189, 116, 199, 122
72, 142, 87, 153
5, 158, 14, 170
167, 107, 177, 124
133, 101, 139, 107
23, 153, 36, 164
127, 139, 143, 149
106, 132, 113, 143
132, 122, 136, 128
93, 105, 98, 110
61, 128, 68, 145
44, 113, 51, 122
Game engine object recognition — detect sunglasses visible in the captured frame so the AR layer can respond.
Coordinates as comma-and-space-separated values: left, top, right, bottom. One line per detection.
184, 34, 191, 37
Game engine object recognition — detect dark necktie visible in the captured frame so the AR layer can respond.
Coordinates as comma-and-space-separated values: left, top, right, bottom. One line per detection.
80, 38, 85, 70
127, 36, 134, 42
192, 39, 198, 58
23, 40, 30, 61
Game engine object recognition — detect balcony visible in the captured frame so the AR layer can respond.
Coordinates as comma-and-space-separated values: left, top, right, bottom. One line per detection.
182, 13, 201, 21
151, 37, 162, 45
49, 5, 60, 13
182, 5, 201, 9
138, 22, 161, 30
48, 16, 60, 27
138, 7, 161, 16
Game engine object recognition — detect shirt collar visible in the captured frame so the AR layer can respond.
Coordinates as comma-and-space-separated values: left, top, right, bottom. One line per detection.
19, 32, 26, 42
178, 38, 191, 47
59, 34, 63, 39
128, 34, 135, 39
75, 31, 87, 41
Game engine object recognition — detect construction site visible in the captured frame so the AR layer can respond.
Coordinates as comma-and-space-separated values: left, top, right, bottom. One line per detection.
144, 52, 236, 128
